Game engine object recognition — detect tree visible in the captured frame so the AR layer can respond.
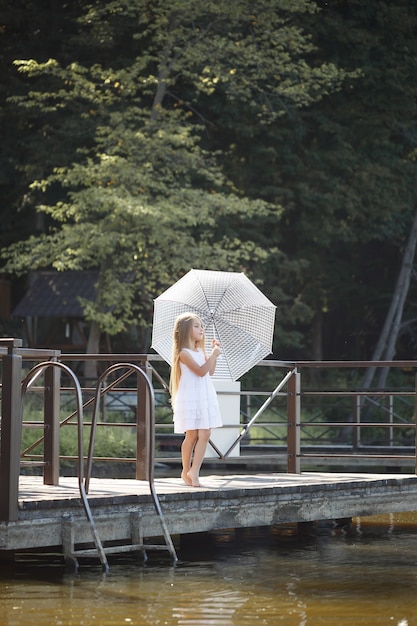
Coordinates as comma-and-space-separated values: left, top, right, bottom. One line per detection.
361, 207, 417, 390
1, 0, 348, 353
0, 1, 88, 250
222, 0, 417, 360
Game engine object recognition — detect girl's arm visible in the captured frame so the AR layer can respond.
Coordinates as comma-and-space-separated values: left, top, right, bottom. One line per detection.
180, 347, 221, 377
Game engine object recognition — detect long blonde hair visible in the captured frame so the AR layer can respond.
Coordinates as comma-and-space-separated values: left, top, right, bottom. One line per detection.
169, 312, 206, 401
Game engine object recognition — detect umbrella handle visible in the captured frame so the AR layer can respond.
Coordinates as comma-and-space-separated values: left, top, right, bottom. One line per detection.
210, 330, 222, 354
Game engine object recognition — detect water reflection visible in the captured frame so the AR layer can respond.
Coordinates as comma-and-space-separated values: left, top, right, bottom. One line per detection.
0, 516, 416, 625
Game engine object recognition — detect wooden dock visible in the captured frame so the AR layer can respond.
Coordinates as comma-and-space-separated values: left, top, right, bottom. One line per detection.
2, 471, 417, 564
2, 343, 417, 567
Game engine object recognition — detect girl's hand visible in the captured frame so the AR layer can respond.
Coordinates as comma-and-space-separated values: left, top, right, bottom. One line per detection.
211, 338, 221, 358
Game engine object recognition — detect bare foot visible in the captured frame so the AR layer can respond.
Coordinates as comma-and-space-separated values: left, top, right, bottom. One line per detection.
181, 471, 192, 486
187, 471, 201, 487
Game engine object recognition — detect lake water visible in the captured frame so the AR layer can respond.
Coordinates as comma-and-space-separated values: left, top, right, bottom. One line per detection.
1, 514, 416, 625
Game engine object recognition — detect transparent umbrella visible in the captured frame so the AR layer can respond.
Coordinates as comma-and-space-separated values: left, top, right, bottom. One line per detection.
151, 269, 276, 380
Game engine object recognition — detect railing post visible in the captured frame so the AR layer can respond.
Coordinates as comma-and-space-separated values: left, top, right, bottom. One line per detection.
44, 363, 61, 485
387, 395, 394, 447
354, 394, 361, 451
287, 368, 301, 474
136, 359, 149, 480
415, 375, 417, 475
0, 339, 23, 521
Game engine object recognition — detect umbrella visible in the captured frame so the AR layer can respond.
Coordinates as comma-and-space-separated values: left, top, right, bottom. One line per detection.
151, 269, 276, 380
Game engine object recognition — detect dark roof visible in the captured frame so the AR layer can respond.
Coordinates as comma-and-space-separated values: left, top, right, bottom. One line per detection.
12, 271, 99, 317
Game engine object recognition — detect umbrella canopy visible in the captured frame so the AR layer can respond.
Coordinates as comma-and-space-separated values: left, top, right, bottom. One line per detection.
151, 269, 276, 380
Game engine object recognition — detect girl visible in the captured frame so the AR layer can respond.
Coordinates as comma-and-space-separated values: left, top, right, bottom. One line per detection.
170, 312, 222, 487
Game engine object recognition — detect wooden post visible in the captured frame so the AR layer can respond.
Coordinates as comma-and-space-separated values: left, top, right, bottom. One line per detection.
415, 374, 417, 476
136, 361, 148, 480
287, 368, 301, 474
0, 339, 23, 521
354, 394, 360, 451
44, 363, 61, 485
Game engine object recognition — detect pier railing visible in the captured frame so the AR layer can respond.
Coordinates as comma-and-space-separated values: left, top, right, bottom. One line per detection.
147, 357, 417, 473
1, 338, 417, 522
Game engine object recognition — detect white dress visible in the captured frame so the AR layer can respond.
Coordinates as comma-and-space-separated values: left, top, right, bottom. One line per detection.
172, 348, 223, 433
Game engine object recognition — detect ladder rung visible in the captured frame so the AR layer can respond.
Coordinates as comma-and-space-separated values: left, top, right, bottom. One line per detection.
73, 543, 171, 557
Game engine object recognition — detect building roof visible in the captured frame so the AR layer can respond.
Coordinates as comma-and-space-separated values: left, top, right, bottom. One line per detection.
12, 271, 99, 317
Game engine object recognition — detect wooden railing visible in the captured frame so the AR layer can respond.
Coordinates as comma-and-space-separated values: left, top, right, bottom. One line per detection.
1, 338, 417, 522
0, 340, 152, 521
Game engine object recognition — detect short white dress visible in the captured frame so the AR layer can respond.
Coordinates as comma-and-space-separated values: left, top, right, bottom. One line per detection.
172, 348, 223, 433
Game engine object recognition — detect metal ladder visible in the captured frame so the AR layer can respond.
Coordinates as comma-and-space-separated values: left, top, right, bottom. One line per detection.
83, 362, 178, 568
21, 361, 110, 571
21, 361, 177, 571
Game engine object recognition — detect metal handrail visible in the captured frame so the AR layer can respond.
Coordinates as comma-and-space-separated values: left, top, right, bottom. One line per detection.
223, 367, 296, 458
20, 361, 109, 572
85, 362, 178, 563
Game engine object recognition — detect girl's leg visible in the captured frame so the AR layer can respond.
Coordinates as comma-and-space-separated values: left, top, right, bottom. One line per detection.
181, 430, 198, 485
187, 429, 211, 487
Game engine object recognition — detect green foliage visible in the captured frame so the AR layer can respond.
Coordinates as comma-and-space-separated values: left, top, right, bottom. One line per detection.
22, 420, 137, 462
226, 0, 417, 359
1, 0, 349, 352
2, 0, 417, 363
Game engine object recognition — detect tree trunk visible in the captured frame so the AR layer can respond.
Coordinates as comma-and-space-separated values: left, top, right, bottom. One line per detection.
310, 309, 323, 385
362, 206, 417, 390
84, 320, 100, 383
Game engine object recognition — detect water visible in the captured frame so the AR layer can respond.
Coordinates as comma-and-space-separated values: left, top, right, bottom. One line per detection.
1, 515, 417, 626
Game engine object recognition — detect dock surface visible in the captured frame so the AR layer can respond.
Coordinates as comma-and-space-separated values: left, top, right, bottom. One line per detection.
2, 471, 417, 561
